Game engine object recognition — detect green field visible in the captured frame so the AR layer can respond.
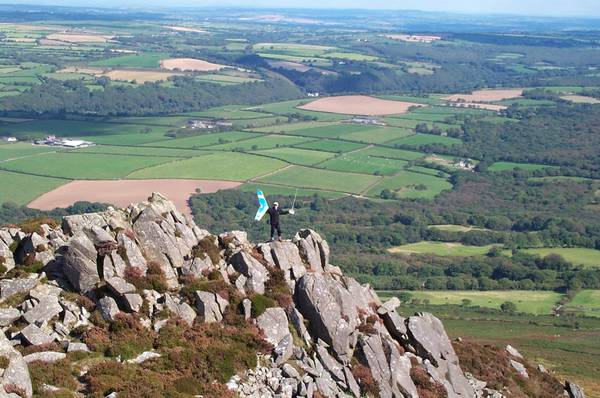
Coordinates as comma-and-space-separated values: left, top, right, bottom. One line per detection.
293, 139, 366, 153
389, 241, 499, 256
251, 121, 338, 133
488, 161, 557, 172
128, 152, 287, 181
319, 152, 408, 175
280, 123, 371, 139
515, 247, 600, 268
206, 134, 310, 151
0, 142, 60, 161
76, 145, 205, 158
188, 105, 267, 120
144, 131, 261, 149
343, 127, 415, 144
358, 146, 425, 161
257, 165, 380, 194
89, 53, 169, 68
382, 290, 561, 315
252, 147, 334, 165
1, 152, 178, 179
0, 170, 67, 205
565, 290, 600, 317
367, 171, 452, 199
387, 133, 462, 147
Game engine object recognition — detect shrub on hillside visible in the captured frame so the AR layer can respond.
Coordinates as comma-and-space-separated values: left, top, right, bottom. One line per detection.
124, 262, 168, 293
191, 235, 220, 265
84, 314, 155, 360
18, 216, 59, 234
351, 363, 379, 397
264, 267, 292, 308
150, 321, 271, 392
28, 358, 78, 395
454, 340, 564, 398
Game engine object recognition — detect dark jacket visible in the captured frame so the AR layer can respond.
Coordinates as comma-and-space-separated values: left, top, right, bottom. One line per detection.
267, 206, 289, 225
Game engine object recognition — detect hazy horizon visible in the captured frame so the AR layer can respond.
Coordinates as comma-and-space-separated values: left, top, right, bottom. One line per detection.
1, 0, 600, 18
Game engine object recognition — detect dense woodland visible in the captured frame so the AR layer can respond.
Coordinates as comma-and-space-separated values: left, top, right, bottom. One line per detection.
0, 76, 302, 116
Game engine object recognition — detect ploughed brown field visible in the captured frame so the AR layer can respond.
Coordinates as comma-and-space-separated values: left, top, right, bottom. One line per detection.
443, 89, 523, 103
28, 179, 241, 215
297, 95, 424, 115
160, 58, 227, 72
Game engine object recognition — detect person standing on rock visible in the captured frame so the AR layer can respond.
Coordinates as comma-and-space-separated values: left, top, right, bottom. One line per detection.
267, 201, 294, 242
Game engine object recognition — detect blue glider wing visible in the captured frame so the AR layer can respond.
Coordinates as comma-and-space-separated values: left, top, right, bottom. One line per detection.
254, 189, 269, 221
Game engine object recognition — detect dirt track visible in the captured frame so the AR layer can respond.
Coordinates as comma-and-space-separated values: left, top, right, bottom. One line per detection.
28, 179, 241, 215
297, 95, 424, 116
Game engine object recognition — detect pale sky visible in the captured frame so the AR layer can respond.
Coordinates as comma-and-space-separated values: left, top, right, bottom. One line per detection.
3, 0, 600, 17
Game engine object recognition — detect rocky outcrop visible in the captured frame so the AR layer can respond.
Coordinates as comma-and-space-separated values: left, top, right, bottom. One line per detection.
0, 194, 573, 398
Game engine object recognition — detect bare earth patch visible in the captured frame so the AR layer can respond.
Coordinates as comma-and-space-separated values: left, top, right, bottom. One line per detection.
297, 95, 425, 116
104, 69, 180, 83
167, 26, 207, 34
46, 33, 113, 43
57, 67, 180, 83
160, 58, 227, 72
386, 34, 442, 43
443, 89, 523, 103
28, 179, 241, 215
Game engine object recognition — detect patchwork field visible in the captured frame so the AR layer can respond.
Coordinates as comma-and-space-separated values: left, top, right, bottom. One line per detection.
297, 95, 424, 116
28, 179, 240, 215
0, 93, 487, 208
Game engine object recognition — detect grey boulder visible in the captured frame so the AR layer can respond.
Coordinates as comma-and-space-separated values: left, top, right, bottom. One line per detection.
62, 233, 100, 293
195, 291, 228, 323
